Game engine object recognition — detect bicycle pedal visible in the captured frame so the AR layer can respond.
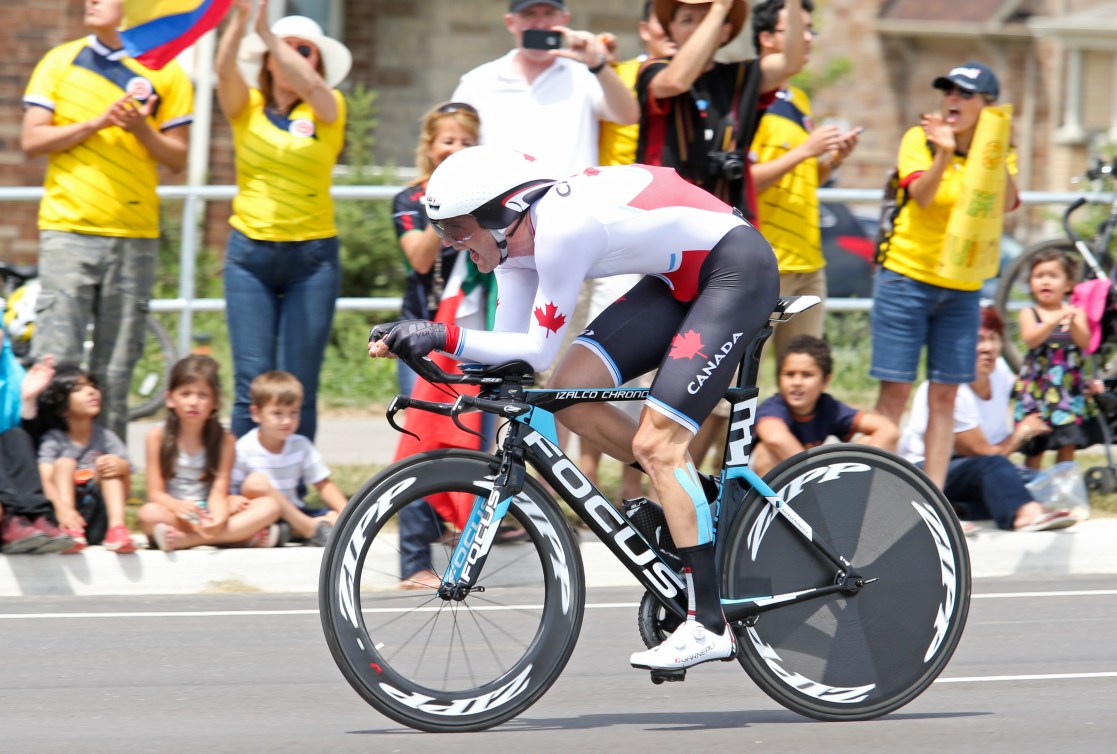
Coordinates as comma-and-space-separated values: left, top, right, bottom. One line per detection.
649, 668, 687, 685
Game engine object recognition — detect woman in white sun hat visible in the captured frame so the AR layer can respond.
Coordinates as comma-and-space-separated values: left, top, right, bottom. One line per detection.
215, 0, 352, 443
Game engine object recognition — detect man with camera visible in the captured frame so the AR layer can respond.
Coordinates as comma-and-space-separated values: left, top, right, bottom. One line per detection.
635, 0, 806, 221
450, 0, 638, 175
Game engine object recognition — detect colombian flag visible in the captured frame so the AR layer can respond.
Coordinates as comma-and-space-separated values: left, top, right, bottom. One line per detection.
120, 0, 233, 70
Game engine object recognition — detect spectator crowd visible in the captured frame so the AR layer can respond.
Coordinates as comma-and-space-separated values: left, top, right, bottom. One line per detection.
1, 0, 1090, 571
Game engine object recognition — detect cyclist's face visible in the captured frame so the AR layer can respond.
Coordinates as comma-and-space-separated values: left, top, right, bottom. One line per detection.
1029, 259, 1072, 306
777, 353, 829, 415
67, 377, 102, 419
167, 380, 216, 424
251, 400, 301, 441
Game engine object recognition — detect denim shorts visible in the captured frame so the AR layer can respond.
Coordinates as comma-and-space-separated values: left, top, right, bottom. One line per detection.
869, 268, 980, 384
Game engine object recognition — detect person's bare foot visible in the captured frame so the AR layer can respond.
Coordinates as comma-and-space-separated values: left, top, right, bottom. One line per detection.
400, 570, 442, 590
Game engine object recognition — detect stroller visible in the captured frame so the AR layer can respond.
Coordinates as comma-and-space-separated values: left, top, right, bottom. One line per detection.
1068, 209, 1117, 493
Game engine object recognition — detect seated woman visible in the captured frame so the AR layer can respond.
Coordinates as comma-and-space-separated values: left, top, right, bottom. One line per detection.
899, 307, 1077, 532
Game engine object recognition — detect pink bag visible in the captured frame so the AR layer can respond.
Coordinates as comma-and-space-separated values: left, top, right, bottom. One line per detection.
1071, 278, 1115, 354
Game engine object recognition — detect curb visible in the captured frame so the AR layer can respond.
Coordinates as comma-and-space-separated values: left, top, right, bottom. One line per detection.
1, 518, 1115, 597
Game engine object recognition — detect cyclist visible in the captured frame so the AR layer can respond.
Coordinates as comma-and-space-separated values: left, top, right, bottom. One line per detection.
368, 144, 779, 672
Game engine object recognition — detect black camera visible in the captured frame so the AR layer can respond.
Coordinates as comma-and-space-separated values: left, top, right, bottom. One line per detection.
708, 150, 746, 181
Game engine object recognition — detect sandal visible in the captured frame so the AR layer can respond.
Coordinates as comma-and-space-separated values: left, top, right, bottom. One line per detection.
247, 524, 280, 548
1016, 509, 1077, 532
400, 570, 442, 590
151, 523, 179, 552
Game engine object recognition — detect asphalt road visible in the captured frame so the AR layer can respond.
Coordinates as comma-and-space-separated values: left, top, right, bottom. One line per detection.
2, 577, 1116, 753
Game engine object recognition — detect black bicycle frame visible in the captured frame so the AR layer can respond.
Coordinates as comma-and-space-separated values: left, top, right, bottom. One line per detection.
434, 300, 859, 622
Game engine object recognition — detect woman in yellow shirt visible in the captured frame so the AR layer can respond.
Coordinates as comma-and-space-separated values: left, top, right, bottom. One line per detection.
215, 0, 351, 441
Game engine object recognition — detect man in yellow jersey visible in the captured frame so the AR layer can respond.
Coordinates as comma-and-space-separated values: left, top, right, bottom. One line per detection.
750, 0, 859, 361
20, 0, 193, 440
871, 61, 1018, 490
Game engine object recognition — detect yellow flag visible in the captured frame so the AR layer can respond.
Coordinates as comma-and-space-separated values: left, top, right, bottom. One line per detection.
937, 104, 1014, 284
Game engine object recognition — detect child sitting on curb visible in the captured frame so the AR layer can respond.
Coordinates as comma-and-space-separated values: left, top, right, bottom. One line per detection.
139, 356, 281, 551
36, 364, 135, 553
751, 335, 899, 477
231, 371, 348, 546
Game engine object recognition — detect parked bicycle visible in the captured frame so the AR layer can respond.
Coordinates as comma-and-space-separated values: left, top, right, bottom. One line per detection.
995, 156, 1117, 373
0, 260, 176, 420
318, 296, 972, 733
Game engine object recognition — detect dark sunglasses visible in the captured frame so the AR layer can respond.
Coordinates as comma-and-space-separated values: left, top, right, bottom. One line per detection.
437, 102, 479, 116
941, 85, 977, 100
295, 44, 315, 58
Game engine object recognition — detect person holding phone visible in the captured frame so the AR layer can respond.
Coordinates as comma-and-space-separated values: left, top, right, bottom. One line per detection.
749, 0, 860, 362
449, 0, 639, 175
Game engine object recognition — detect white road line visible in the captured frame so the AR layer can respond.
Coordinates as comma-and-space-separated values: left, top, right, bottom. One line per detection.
1, 589, 1114, 620
937, 672, 1117, 683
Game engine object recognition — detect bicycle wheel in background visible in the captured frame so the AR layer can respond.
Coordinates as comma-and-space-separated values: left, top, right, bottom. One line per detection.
319, 450, 586, 733
127, 314, 176, 421
720, 446, 971, 721
994, 239, 1117, 375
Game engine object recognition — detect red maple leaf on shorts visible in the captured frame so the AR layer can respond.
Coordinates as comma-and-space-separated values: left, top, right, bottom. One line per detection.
669, 330, 707, 360
534, 301, 567, 336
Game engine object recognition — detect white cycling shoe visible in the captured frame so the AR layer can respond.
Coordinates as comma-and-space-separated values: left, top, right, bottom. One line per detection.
630, 619, 737, 671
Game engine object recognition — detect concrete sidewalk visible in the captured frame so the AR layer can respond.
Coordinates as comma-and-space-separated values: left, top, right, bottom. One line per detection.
1, 517, 1114, 597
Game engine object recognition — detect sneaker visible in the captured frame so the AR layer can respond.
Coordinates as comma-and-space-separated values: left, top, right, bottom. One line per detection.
102, 524, 136, 554
1016, 509, 1077, 532
60, 526, 88, 554
630, 619, 736, 671
32, 518, 77, 554
275, 521, 293, 547
307, 521, 334, 547
247, 524, 280, 548
0, 515, 50, 554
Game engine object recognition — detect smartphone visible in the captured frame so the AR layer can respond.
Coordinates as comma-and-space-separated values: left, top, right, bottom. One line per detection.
522, 28, 563, 51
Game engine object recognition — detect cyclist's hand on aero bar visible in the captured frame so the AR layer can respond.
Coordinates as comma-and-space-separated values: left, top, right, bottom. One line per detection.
368, 320, 448, 360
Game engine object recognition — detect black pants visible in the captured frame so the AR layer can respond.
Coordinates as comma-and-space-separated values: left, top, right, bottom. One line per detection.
0, 427, 53, 518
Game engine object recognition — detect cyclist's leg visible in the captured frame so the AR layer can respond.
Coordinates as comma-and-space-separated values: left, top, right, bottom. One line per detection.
632, 225, 779, 667
548, 276, 685, 463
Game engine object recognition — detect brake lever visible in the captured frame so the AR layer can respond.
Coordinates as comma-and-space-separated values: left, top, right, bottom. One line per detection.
385, 395, 420, 441
450, 395, 485, 439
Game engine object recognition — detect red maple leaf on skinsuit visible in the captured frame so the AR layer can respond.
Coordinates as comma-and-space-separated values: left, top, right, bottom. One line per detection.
669, 330, 707, 360
533, 301, 567, 337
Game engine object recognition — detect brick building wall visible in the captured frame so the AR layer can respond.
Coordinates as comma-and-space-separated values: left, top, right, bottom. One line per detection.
2, 0, 1116, 264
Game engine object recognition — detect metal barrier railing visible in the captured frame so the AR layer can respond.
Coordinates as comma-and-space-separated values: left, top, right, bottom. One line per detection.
3, 184, 1114, 352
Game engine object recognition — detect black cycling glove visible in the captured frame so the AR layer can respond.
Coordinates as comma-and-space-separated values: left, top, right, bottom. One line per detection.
375, 320, 449, 360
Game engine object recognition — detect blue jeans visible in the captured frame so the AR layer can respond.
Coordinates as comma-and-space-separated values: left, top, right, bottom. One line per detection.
399, 500, 444, 577
224, 230, 340, 440
870, 268, 980, 384
945, 455, 1033, 530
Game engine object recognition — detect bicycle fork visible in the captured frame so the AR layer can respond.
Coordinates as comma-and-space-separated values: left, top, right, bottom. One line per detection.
437, 430, 528, 601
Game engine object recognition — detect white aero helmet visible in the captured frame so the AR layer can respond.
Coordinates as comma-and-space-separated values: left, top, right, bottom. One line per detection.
424, 146, 557, 253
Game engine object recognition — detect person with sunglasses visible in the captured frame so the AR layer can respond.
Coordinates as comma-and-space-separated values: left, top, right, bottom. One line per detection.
870, 60, 1019, 492
215, 0, 352, 443
369, 144, 781, 671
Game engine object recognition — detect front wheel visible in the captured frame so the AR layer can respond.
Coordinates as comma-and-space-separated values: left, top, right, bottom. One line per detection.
720, 445, 971, 721
318, 450, 586, 732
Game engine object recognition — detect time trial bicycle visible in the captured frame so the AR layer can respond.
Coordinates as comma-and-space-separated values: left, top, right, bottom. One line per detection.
318, 295, 971, 732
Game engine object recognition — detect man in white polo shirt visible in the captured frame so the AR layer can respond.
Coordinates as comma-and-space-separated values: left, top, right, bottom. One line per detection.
451, 0, 639, 175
